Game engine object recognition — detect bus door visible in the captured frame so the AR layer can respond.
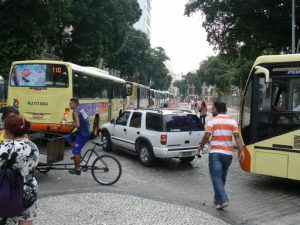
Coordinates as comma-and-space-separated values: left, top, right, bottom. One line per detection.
137, 86, 140, 108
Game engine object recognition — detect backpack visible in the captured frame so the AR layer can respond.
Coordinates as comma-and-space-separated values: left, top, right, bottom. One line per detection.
0, 152, 24, 218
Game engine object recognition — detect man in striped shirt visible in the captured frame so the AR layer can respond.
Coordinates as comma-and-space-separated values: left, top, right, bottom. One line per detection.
198, 102, 245, 210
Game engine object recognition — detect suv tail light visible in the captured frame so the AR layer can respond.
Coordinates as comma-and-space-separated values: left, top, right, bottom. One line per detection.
160, 134, 167, 145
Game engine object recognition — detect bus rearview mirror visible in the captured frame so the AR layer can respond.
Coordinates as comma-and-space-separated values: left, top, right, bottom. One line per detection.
255, 66, 270, 84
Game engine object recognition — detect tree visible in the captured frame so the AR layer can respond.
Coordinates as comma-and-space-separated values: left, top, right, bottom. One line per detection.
61, 0, 141, 66
106, 28, 172, 90
0, 0, 141, 77
0, 0, 72, 78
107, 28, 150, 79
0, 0, 172, 91
140, 47, 171, 90
173, 71, 201, 98
185, 0, 300, 59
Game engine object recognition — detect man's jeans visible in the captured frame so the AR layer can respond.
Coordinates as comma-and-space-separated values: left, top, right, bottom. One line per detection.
209, 153, 233, 204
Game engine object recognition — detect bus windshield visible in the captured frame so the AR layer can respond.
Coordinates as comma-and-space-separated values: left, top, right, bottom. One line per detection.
254, 64, 300, 142
10, 64, 68, 88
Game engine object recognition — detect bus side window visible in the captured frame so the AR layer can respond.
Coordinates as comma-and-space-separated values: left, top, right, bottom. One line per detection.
292, 80, 300, 111
73, 73, 82, 98
99, 79, 109, 99
272, 80, 287, 111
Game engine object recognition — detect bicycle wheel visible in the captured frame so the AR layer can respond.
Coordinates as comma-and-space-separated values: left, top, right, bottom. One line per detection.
91, 155, 122, 185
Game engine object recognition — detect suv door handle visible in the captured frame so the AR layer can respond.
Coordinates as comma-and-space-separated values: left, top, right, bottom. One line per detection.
137, 131, 140, 135
123, 128, 126, 132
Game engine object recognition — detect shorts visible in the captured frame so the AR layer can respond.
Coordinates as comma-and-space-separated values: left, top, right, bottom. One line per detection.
65, 134, 89, 155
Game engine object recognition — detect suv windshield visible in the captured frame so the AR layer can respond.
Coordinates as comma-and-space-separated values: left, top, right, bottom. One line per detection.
164, 114, 202, 132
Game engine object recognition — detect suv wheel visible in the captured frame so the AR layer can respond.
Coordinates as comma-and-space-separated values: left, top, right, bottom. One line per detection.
138, 142, 155, 166
180, 156, 195, 164
102, 131, 112, 152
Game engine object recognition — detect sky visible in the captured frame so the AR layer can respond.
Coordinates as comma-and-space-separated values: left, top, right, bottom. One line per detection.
151, 0, 215, 75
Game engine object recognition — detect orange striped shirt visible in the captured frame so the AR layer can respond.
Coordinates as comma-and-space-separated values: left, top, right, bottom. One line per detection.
206, 114, 239, 155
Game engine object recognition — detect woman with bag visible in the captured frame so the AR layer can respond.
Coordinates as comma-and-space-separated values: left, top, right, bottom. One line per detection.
199, 100, 208, 126
0, 114, 39, 225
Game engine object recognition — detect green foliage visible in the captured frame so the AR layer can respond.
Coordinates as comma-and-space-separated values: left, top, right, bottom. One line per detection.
174, 56, 252, 97
0, 0, 171, 90
185, 0, 300, 59
61, 0, 141, 66
198, 56, 252, 95
107, 28, 150, 79
0, 0, 72, 78
108, 28, 171, 90
141, 47, 171, 90
173, 71, 201, 98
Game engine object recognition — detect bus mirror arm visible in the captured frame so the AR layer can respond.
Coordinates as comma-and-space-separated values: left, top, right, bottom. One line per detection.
255, 66, 270, 84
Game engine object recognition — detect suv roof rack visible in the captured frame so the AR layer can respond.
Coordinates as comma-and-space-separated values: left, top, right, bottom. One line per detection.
171, 109, 193, 113
133, 107, 164, 113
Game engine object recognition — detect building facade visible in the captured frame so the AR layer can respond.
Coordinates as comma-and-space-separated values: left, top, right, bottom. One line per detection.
134, 0, 151, 39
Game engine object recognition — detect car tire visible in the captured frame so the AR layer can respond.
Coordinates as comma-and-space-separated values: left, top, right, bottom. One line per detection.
101, 131, 112, 152
138, 142, 155, 166
180, 156, 195, 164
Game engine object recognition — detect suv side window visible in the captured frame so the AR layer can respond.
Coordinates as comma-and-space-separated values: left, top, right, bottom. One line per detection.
116, 111, 131, 126
146, 113, 163, 131
129, 112, 142, 128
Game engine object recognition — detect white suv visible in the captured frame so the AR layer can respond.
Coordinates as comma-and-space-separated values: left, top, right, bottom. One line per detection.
101, 108, 204, 166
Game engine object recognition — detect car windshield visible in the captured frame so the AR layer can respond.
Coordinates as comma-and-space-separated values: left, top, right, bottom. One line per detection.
164, 114, 201, 132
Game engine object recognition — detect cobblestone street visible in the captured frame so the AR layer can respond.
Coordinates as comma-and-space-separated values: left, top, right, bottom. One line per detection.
36, 137, 300, 225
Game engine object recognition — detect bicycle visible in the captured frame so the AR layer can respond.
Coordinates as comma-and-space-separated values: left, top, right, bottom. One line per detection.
37, 141, 122, 185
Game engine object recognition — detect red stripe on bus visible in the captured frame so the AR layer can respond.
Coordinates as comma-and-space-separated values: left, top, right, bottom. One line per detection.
30, 123, 73, 134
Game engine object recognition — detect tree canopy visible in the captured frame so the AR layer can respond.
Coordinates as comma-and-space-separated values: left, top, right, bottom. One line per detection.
0, 0, 172, 90
0, 0, 72, 77
185, 0, 300, 59
173, 56, 252, 97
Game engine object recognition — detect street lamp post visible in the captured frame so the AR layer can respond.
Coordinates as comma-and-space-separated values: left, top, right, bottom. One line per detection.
292, 0, 295, 53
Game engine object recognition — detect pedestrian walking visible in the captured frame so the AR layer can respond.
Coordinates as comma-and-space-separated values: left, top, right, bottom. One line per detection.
0, 114, 39, 225
198, 102, 245, 210
198, 100, 208, 125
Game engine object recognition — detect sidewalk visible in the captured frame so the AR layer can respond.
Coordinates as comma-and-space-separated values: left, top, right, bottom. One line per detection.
35, 192, 229, 225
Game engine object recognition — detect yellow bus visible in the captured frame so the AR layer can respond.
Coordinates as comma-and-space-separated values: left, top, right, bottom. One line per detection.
7, 60, 127, 135
126, 81, 150, 109
240, 54, 300, 180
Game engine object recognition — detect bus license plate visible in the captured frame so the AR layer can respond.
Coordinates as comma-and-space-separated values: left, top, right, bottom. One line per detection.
33, 113, 44, 118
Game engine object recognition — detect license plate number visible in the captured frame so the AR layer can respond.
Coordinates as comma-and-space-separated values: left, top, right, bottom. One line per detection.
33, 113, 44, 118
